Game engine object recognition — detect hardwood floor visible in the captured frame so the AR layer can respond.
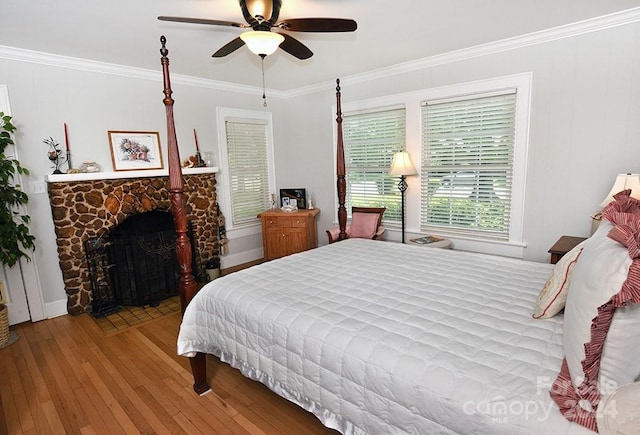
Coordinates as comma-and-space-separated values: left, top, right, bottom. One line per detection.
0, 296, 338, 434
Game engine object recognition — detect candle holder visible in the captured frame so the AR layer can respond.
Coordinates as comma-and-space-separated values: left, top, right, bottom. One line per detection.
43, 137, 68, 174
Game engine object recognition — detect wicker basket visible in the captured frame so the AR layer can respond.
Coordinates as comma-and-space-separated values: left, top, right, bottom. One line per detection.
0, 304, 9, 348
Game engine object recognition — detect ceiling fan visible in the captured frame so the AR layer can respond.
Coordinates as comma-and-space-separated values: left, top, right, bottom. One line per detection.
158, 0, 357, 60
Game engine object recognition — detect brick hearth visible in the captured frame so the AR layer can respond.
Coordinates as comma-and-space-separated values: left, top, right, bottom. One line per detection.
46, 170, 218, 315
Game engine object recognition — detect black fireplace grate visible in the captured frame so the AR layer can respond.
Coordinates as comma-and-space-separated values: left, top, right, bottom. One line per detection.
84, 237, 121, 318
85, 211, 196, 311
108, 228, 180, 307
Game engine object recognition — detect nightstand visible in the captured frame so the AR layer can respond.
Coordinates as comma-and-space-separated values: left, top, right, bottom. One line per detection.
548, 235, 587, 264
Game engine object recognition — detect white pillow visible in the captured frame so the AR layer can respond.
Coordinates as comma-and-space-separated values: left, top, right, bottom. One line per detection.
563, 220, 632, 387
532, 240, 586, 319
551, 219, 640, 431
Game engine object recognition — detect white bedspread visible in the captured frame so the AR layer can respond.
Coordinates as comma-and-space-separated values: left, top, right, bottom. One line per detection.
178, 239, 594, 434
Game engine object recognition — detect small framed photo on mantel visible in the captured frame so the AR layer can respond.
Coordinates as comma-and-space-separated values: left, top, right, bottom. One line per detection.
108, 131, 164, 171
280, 188, 307, 210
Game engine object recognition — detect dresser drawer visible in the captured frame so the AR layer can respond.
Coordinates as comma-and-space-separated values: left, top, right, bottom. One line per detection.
290, 217, 308, 228
263, 216, 293, 228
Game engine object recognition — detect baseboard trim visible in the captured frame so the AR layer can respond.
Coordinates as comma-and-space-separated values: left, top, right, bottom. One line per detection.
45, 299, 68, 319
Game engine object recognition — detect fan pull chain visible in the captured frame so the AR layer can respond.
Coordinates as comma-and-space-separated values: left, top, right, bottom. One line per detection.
261, 54, 268, 107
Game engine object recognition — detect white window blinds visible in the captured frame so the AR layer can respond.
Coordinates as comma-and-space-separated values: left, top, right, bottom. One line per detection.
225, 119, 271, 226
420, 90, 516, 239
343, 107, 406, 222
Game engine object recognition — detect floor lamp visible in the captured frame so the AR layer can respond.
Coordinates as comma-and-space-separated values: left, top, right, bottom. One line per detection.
389, 151, 417, 243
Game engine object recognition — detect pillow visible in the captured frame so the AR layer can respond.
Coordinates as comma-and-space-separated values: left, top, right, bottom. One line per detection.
533, 240, 586, 319
596, 381, 640, 435
349, 212, 380, 239
550, 191, 640, 431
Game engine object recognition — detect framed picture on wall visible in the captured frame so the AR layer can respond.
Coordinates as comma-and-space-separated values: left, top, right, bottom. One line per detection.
280, 188, 307, 209
108, 131, 164, 171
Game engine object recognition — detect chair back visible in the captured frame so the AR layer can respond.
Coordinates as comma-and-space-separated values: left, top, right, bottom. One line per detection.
351, 206, 386, 228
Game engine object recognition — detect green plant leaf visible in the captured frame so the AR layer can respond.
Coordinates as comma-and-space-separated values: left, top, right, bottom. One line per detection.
0, 112, 35, 267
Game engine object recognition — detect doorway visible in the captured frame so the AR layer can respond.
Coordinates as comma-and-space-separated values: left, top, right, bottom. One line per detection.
1, 84, 45, 325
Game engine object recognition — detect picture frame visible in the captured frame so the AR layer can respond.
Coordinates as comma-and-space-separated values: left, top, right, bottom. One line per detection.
280, 188, 307, 209
108, 131, 164, 171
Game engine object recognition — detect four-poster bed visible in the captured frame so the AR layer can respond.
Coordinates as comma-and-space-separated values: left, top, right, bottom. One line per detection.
160, 38, 634, 434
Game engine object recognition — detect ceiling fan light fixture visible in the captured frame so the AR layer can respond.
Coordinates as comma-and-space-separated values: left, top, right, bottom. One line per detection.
240, 31, 284, 56
243, 0, 275, 21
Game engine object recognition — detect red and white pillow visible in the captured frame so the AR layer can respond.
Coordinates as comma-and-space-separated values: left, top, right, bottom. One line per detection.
533, 240, 586, 319
550, 190, 640, 432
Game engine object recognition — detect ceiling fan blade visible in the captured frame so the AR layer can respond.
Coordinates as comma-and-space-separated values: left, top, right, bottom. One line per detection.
279, 34, 313, 60
158, 16, 246, 28
212, 37, 245, 57
277, 18, 357, 32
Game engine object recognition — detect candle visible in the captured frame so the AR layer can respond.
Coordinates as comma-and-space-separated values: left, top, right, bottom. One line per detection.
193, 129, 200, 153
64, 123, 70, 152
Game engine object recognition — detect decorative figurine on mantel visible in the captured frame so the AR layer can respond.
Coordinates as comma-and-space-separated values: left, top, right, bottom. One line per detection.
43, 137, 67, 174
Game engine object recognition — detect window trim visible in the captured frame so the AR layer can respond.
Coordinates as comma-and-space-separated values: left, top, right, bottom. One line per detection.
216, 107, 277, 237
333, 73, 532, 257
418, 73, 532, 253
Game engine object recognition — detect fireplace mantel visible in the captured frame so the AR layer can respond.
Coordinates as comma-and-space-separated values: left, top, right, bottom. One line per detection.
45, 166, 218, 183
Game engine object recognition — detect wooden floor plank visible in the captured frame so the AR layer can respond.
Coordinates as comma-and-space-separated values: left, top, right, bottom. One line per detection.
4, 307, 337, 435
0, 349, 21, 435
80, 360, 141, 434
133, 384, 187, 435
41, 400, 66, 434
4, 346, 35, 434
73, 386, 114, 435
12, 333, 53, 434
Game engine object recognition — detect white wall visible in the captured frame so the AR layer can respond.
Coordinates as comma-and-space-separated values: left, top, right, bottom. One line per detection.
2, 18, 640, 316
281, 21, 640, 262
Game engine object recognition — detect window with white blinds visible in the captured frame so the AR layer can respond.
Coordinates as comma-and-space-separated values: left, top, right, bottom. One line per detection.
420, 90, 516, 240
343, 107, 406, 222
224, 118, 271, 226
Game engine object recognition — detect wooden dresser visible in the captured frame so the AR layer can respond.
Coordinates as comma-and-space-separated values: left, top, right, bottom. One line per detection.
259, 208, 320, 260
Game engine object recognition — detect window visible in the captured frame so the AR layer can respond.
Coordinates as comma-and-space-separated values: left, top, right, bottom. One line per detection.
420, 88, 522, 241
217, 108, 276, 230
343, 107, 406, 222
336, 73, 530, 255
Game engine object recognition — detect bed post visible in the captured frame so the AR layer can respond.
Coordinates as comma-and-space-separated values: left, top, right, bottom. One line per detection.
159, 36, 210, 396
335, 79, 348, 240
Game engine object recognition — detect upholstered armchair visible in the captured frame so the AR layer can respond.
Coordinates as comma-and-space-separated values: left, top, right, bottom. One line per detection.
326, 206, 386, 244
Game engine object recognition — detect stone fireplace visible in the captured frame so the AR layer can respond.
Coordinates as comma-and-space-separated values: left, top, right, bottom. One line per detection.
46, 168, 218, 315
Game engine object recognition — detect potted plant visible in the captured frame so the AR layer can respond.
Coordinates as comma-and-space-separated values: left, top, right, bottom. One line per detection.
0, 112, 35, 345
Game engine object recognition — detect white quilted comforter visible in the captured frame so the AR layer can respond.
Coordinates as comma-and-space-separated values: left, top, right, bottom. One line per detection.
178, 239, 594, 434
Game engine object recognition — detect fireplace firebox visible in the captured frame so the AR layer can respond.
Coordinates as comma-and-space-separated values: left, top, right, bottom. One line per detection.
109, 210, 193, 306
84, 211, 197, 316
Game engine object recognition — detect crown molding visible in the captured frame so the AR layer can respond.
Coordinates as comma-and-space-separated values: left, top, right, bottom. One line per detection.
282, 6, 640, 98
0, 45, 287, 98
2, 7, 639, 99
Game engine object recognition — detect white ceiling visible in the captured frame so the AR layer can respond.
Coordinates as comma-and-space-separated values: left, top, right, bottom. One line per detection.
3, 0, 640, 91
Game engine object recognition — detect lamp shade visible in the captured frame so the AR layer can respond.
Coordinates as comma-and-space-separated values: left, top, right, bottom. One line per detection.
600, 173, 640, 207
240, 31, 284, 56
389, 151, 417, 176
